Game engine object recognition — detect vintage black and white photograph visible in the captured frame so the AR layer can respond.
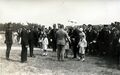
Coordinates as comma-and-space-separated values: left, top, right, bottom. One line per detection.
0, 0, 120, 75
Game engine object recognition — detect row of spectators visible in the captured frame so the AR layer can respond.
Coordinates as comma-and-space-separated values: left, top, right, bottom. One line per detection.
8, 21, 120, 63
16, 22, 120, 55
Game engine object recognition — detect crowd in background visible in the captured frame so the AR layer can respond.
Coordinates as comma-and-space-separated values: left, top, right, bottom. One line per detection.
4, 22, 120, 64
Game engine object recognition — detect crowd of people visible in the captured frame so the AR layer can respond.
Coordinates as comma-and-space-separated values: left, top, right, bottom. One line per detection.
4, 22, 120, 65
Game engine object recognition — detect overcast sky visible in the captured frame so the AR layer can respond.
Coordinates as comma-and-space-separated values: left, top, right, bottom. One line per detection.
0, 0, 120, 26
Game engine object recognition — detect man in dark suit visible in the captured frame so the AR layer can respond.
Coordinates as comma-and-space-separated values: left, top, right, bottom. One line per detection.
86, 25, 97, 55
49, 24, 57, 52
97, 25, 111, 55
5, 23, 13, 60
33, 26, 39, 47
117, 33, 120, 67
28, 28, 35, 57
71, 26, 80, 58
56, 24, 70, 61
20, 27, 29, 63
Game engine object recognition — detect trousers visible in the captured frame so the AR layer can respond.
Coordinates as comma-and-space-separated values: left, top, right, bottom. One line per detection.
29, 42, 34, 57
21, 44, 28, 62
57, 45, 65, 61
6, 43, 12, 59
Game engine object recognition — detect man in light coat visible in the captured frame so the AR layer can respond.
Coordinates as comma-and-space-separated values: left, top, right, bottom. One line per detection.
56, 24, 70, 61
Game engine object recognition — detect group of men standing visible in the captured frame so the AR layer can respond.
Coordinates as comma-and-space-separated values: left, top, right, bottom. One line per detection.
4, 23, 70, 62
5, 23, 38, 63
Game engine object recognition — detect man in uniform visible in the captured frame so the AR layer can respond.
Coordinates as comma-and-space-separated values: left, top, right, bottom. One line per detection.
5, 23, 13, 60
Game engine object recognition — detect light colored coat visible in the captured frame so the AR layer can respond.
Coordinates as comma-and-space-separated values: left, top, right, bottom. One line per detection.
78, 38, 87, 54
56, 29, 69, 46
42, 37, 48, 50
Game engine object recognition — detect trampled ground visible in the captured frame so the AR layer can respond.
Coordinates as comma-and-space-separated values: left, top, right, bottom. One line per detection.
0, 45, 120, 75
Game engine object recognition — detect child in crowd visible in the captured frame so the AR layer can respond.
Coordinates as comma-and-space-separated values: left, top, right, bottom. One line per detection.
78, 35, 87, 61
42, 34, 49, 56
65, 38, 70, 58
64, 28, 71, 58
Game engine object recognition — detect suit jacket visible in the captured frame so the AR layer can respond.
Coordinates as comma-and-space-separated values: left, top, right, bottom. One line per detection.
71, 28, 80, 45
5, 29, 13, 44
56, 29, 69, 46
28, 30, 35, 44
97, 29, 110, 44
49, 29, 57, 41
20, 29, 28, 46
86, 30, 97, 43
